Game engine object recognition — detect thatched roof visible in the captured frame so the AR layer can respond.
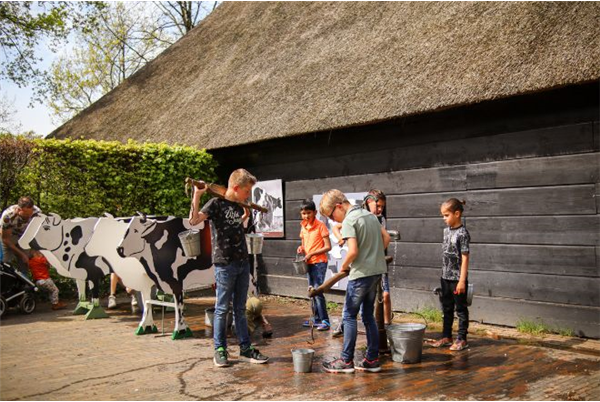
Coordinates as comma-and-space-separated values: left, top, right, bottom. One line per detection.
50, 2, 600, 150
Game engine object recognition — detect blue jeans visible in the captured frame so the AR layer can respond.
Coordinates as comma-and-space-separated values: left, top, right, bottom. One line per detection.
214, 261, 251, 350
342, 275, 379, 362
307, 262, 329, 322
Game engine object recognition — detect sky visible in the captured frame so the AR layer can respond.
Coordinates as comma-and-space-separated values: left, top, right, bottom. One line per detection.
3, 70, 58, 137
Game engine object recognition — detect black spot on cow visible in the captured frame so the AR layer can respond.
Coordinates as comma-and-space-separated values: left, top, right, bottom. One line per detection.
70, 226, 83, 245
75, 253, 111, 299
63, 254, 69, 262
65, 247, 71, 252
63, 241, 68, 246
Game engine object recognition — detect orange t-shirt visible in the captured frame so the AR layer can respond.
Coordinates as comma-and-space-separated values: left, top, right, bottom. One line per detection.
29, 256, 50, 281
299, 218, 329, 264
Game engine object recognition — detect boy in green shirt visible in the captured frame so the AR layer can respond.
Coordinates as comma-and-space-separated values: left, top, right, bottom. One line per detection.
309, 189, 390, 373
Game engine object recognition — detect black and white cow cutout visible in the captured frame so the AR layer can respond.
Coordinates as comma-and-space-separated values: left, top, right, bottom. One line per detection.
85, 216, 160, 334
29, 213, 111, 315
19, 215, 91, 306
117, 216, 214, 339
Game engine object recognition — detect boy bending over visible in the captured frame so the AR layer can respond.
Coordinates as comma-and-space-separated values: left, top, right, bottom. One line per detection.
310, 189, 389, 373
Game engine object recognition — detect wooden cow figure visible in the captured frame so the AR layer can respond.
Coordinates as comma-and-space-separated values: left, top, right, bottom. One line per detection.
19, 214, 88, 303
30, 213, 111, 316
86, 215, 159, 334
117, 216, 213, 339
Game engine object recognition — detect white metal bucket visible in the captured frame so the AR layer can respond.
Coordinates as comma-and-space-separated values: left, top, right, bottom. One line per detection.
246, 234, 264, 255
178, 229, 201, 257
291, 348, 314, 373
292, 254, 308, 275
386, 323, 426, 363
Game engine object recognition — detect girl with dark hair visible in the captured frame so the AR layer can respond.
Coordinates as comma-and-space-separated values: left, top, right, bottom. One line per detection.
431, 198, 471, 351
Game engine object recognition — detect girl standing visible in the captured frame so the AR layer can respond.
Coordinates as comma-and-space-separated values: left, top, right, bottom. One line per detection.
432, 198, 470, 351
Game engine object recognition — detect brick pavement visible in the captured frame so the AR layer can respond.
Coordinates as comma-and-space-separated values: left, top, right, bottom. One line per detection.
1, 296, 599, 400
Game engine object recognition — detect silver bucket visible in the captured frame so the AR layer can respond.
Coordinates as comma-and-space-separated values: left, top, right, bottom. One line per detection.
291, 348, 314, 373
386, 323, 427, 363
246, 234, 264, 255
292, 254, 308, 275
178, 229, 201, 257
466, 283, 474, 306
205, 307, 233, 329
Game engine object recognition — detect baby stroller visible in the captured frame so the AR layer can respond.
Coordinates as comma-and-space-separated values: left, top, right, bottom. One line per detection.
0, 261, 38, 318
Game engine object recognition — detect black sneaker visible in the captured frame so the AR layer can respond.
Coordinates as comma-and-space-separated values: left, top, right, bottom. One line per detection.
214, 347, 230, 367
355, 357, 381, 373
240, 346, 269, 364
322, 358, 355, 374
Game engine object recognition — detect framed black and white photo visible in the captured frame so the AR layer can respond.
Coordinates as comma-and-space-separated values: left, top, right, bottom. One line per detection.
251, 179, 284, 238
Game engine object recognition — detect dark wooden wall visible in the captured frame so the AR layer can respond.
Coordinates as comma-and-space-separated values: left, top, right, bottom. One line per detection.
213, 82, 600, 338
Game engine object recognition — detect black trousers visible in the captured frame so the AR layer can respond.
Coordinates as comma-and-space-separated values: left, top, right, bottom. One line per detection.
440, 277, 469, 340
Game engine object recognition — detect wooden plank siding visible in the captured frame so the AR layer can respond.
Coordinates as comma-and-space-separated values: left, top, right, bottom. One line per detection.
260, 147, 600, 337
211, 84, 600, 337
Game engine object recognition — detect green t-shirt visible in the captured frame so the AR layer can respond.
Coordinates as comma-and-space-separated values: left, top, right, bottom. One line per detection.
341, 206, 387, 280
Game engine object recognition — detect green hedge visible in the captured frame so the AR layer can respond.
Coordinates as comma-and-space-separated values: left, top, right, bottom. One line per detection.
13, 137, 218, 218
2, 136, 218, 299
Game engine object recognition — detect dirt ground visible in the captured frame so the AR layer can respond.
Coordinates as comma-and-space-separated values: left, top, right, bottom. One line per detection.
1, 295, 599, 401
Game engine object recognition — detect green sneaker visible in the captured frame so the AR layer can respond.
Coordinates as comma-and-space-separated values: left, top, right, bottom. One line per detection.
214, 347, 230, 367
240, 345, 269, 364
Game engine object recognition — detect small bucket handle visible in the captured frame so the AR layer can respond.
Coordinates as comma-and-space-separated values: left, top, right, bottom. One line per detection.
408, 311, 429, 328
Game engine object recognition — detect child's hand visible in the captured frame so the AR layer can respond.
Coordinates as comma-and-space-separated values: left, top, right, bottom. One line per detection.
189, 212, 201, 226
307, 286, 320, 298
303, 253, 312, 262
297, 246, 303, 254
455, 281, 466, 295
338, 239, 346, 247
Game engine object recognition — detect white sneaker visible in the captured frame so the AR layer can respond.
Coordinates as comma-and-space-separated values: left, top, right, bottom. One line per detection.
130, 294, 139, 313
107, 295, 117, 309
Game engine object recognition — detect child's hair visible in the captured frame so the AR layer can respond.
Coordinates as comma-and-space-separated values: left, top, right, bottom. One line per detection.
368, 189, 386, 202
363, 189, 387, 216
18, 196, 34, 208
229, 168, 257, 188
319, 189, 348, 216
442, 198, 466, 214
300, 199, 316, 212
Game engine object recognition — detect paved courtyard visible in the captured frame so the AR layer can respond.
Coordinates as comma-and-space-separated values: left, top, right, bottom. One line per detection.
1, 296, 599, 401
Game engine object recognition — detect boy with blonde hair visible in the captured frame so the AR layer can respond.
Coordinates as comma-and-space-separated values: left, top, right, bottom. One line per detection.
310, 189, 390, 373
189, 168, 269, 367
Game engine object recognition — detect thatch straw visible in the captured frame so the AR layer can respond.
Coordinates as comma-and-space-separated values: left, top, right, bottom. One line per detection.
50, 2, 600, 150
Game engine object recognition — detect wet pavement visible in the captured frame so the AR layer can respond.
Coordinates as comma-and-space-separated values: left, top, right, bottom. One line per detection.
1, 296, 599, 400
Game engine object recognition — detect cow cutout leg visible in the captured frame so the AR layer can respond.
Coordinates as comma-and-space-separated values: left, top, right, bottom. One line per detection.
135, 286, 157, 335
73, 279, 89, 315
171, 295, 192, 340
84, 280, 109, 320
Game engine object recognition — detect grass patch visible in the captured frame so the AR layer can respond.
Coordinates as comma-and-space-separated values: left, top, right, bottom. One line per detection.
516, 318, 574, 337
326, 301, 340, 312
411, 306, 442, 323
556, 327, 574, 337
516, 319, 550, 336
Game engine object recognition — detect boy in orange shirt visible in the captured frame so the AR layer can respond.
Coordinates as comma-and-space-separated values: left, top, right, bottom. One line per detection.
297, 199, 332, 330
29, 250, 67, 310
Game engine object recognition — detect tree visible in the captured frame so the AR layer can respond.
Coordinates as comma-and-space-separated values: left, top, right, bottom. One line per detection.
0, 2, 68, 88
0, 93, 22, 134
0, 135, 35, 210
150, 1, 219, 44
0, 2, 105, 92
47, 3, 167, 122
46, 2, 219, 123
